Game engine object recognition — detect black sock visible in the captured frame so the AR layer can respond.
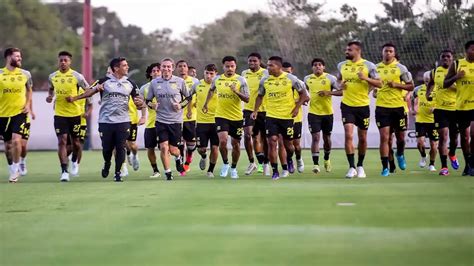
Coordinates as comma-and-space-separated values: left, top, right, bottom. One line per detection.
201, 153, 207, 159
256, 153, 265, 164
179, 144, 184, 158
231, 163, 237, 168
389, 159, 396, 173
165, 171, 172, 179
357, 154, 365, 167
312, 152, 320, 165
264, 156, 269, 164
282, 164, 288, 170
249, 157, 254, 163
61, 163, 68, 173
324, 151, 330, 161
151, 163, 159, 173
347, 154, 355, 168
287, 154, 293, 163
208, 163, 216, 173
271, 163, 278, 173
295, 152, 302, 160
463, 153, 470, 168
381, 157, 389, 169
430, 160, 435, 166
223, 159, 229, 165
126, 150, 131, 156
7, 158, 12, 165
420, 150, 426, 158
71, 153, 78, 163
440, 155, 448, 168
448, 146, 456, 158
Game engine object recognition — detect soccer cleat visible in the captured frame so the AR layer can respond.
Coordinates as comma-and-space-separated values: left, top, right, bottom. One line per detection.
381, 168, 390, 177
19, 162, 27, 176
230, 168, 239, 179
345, 167, 357, 179
297, 159, 304, 173
288, 159, 295, 174
9, 170, 19, 183
428, 165, 437, 172
257, 164, 264, 173
60, 172, 70, 182
179, 171, 186, 176
272, 172, 280, 180
324, 160, 332, 172
206, 172, 215, 178
165, 172, 173, 181
462, 166, 471, 176
263, 163, 271, 176
127, 154, 133, 166
101, 162, 111, 178
419, 157, 427, 168
199, 157, 207, 170
150, 172, 161, 178
396, 154, 407, 170
357, 166, 366, 178
114, 174, 123, 182
281, 170, 290, 177
439, 168, 449, 176
132, 155, 139, 171
120, 164, 129, 177
245, 162, 257, 175
449, 156, 459, 170
220, 164, 230, 177
183, 164, 190, 172
71, 162, 79, 176
312, 165, 320, 174
470, 167, 474, 176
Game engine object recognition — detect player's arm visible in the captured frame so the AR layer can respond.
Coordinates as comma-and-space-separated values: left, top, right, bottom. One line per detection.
129, 81, 145, 109
231, 77, 249, 103
359, 64, 382, 88
203, 77, 217, 113
186, 82, 198, 119
443, 61, 463, 88
410, 87, 418, 115
251, 78, 266, 120
389, 65, 414, 91
46, 75, 55, 103
319, 75, 342, 97
69, 79, 104, 102
84, 97, 93, 119
23, 73, 33, 113
29, 95, 35, 120
291, 77, 309, 117
425, 71, 435, 101
145, 81, 158, 110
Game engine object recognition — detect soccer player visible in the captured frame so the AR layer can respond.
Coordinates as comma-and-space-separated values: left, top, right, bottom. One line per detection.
146, 58, 188, 181
412, 71, 438, 171
46, 51, 90, 181
375, 43, 414, 176
305, 58, 340, 174
426, 50, 459, 176
443, 40, 474, 176
188, 66, 197, 78
176, 60, 199, 174
140, 62, 162, 178
203, 56, 249, 179
242, 53, 269, 175
252, 56, 308, 180
192, 64, 219, 177
337, 41, 382, 178
69, 57, 144, 182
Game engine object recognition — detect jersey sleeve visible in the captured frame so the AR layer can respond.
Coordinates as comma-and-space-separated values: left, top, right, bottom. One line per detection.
258, 76, 268, 96
210, 75, 219, 91
73, 71, 90, 89
146, 80, 155, 101
128, 79, 140, 97
288, 74, 305, 92
180, 79, 190, 98
238, 76, 249, 96
397, 63, 413, 83
365, 61, 380, 79
327, 74, 340, 91
336, 61, 345, 80
21, 69, 33, 89
189, 81, 200, 95
412, 85, 420, 99
48, 72, 56, 90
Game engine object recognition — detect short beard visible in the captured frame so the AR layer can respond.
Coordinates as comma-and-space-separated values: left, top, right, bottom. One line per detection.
10, 59, 21, 68
345, 55, 353, 60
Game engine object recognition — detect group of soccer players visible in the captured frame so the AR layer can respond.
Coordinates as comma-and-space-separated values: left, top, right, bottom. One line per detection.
1, 40, 473, 182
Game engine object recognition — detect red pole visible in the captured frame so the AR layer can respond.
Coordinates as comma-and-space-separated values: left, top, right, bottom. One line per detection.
82, 0, 92, 83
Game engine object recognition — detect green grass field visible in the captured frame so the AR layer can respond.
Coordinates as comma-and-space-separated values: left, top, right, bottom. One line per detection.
0, 149, 473, 266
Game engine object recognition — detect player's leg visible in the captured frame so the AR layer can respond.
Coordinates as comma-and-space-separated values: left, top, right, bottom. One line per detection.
341, 104, 357, 178
292, 122, 303, 173
19, 123, 30, 176
434, 110, 450, 175
144, 128, 160, 178
243, 111, 256, 175
309, 113, 322, 174
457, 112, 471, 175
448, 118, 459, 170
394, 108, 407, 170
183, 121, 196, 172
111, 122, 130, 182
196, 123, 210, 171
99, 123, 114, 179
470, 120, 474, 176
169, 123, 185, 177
70, 116, 82, 176
322, 115, 333, 172
229, 120, 243, 179
355, 107, 369, 178
277, 136, 288, 176
416, 123, 427, 167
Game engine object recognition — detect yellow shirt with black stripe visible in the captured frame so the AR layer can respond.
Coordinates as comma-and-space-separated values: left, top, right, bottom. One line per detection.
140, 82, 156, 129
305, 73, 339, 116
242, 68, 267, 112
182, 76, 200, 122
433, 66, 456, 111
413, 84, 435, 123
376, 60, 413, 108
49, 69, 89, 117
337, 59, 379, 107
212, 74, 249, 121
455, 58, 474, 111
194, 79, 217, 123
0, 67, 33, 117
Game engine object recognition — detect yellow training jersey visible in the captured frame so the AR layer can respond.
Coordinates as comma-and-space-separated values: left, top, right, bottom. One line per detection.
128, 97, 139, 124
49, 69, 89, 117
337, 59, 379, 107
140, 82, 156, 129
305, 73, 339, 116
376, 60, 413, 108
259, 72, 306, 120
212, 74, 249, 121
433, 66, 456, 111
0, 67, 33, 117
455, 58, 474, 111
78, 87, 92, 126
194, 79, 217, 123
182, 76, 199, 122
413, 84, 435, 123
242, 68, 267, 112
402, 90, 409, 113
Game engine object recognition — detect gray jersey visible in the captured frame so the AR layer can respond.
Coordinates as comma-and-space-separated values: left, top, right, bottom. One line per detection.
97, 75, 139, 124
146, 75, 189, 124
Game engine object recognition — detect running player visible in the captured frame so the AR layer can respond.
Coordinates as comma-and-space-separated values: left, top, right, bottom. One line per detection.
192, 64, 219, 177
426, 49, 459, 176
412, 71, 438, 171
443, 40, 474, 176
252, 56, 308, 180
140, 62, 161, 178
375, 43, 414, 176
203, 56, 249, 179
146, 58, 188, 181
337, 41, 382, 178
305, 58, 340, 174
242, 53, 269, 175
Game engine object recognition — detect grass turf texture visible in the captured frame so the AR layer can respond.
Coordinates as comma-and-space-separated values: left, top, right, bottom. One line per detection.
1, 149, 473, 266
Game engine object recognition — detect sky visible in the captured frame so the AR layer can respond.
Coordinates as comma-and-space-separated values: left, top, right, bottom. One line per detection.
47, 0, 447, 39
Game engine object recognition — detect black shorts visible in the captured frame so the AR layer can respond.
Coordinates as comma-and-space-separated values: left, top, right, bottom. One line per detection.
144, 127, 158, 149
265, 117, 294, 140
79, 125, 87, 143
21, 122, 31, 140
341, 103, 370, 130
156, 121, 182, 147
433, 109, 458, 130
415, 122, 439, 141
127, 123, 138, 142
456, 110, 474, 130
196, 123, 219, 148
215, 117, 243, 140
375, 106, 407, 131
54, 115, 81, 138
308, 113, 333, 135
0, 113, 27, 142
293, 122, 302, 140
183, 121, 196, 142
243, 110, 266, 137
